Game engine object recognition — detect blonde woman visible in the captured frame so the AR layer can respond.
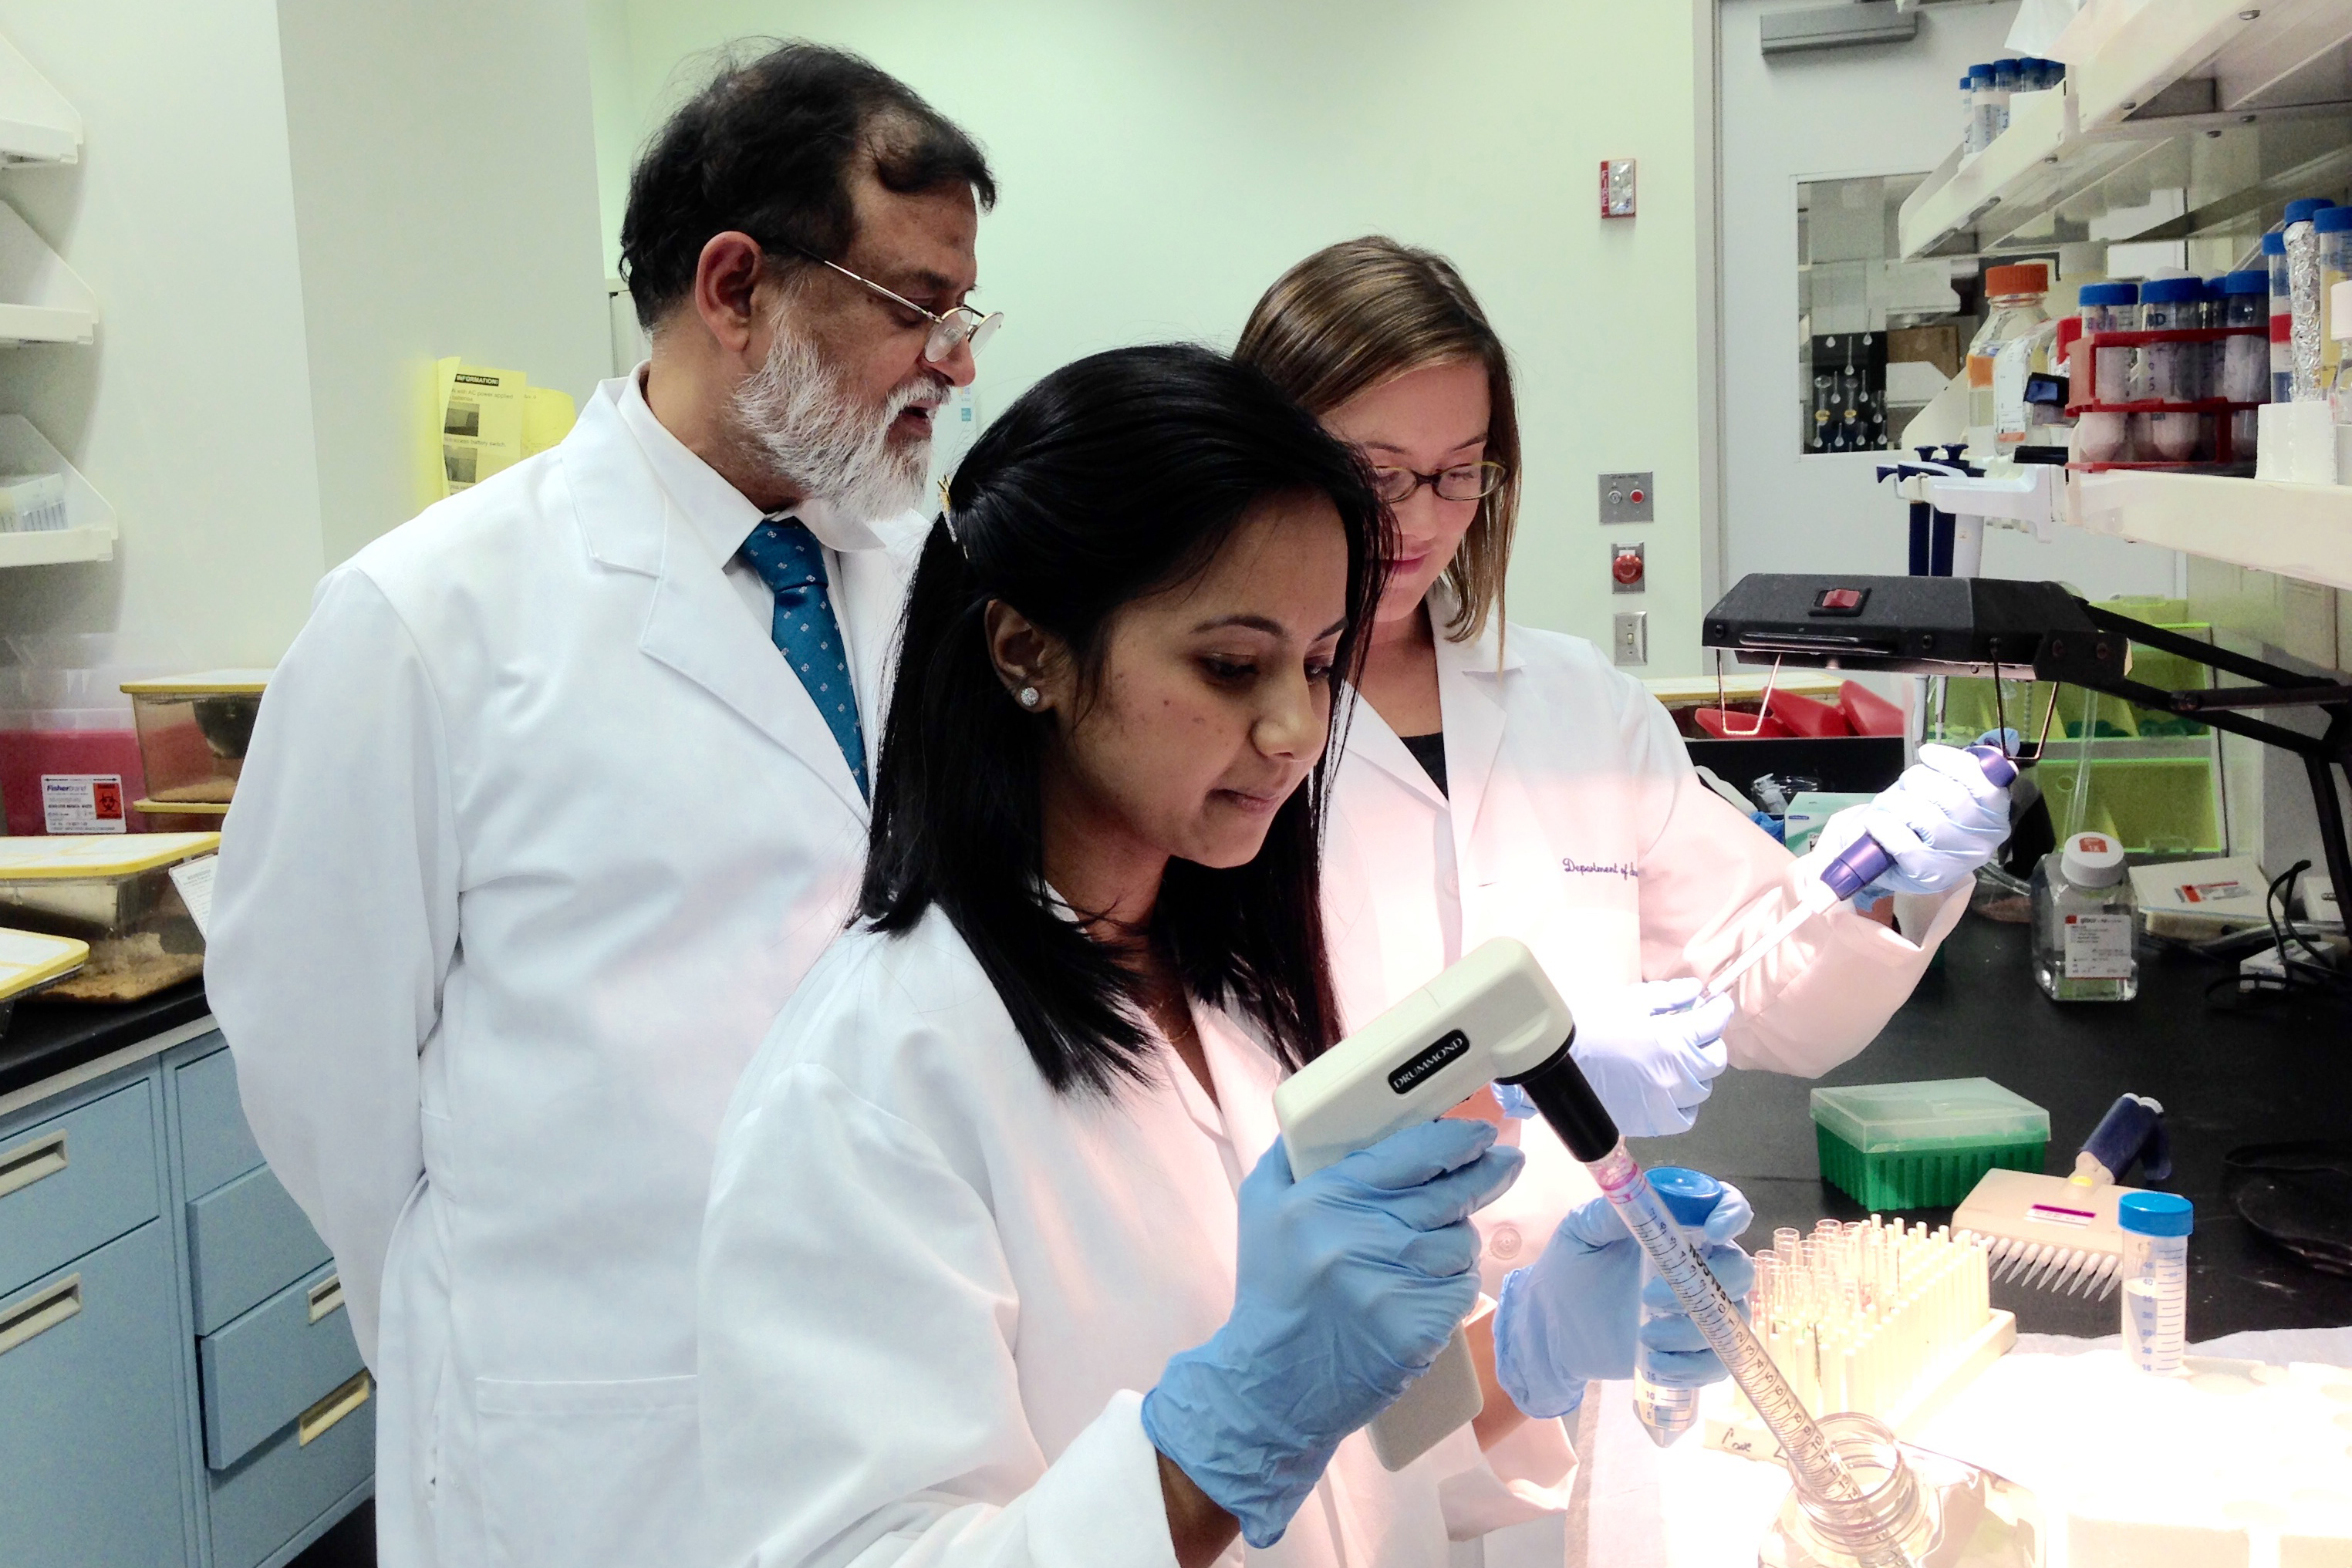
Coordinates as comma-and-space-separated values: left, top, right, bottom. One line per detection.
1236, 236, 2007, 1148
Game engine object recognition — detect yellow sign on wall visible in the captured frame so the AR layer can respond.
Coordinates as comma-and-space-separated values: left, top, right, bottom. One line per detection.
425, 357, 577, 503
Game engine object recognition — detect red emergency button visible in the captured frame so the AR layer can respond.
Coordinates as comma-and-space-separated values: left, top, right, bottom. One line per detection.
1628, 487, 1645, 504
1611, 549, 1645, 586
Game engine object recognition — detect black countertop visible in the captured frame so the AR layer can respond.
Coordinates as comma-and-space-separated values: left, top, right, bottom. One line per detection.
1631, 912, 2352, 1340
0, 980, 214, 1100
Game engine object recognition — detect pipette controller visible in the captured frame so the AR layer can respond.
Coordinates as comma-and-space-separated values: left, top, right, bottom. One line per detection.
1277, 939, 1923, 1566
1697, 744, 2019, 1004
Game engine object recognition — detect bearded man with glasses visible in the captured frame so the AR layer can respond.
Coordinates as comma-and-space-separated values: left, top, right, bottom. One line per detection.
208, 42, 996, 1568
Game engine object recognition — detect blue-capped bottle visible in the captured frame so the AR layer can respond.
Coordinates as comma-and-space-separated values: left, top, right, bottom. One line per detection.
2118, 1192, 2192, 1374
1631, 1167, 1726, 1446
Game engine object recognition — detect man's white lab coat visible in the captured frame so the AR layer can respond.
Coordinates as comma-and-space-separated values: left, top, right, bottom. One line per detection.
208, 376, 920, 1568
699, 908, 1576, 1568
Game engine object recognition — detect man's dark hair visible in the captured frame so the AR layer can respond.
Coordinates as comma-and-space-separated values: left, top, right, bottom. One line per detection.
619, 41, 996, 331
861, 344, 1394, 1097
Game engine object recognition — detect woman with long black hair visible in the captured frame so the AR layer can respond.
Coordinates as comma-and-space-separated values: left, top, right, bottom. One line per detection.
695, 345, 1743, 1568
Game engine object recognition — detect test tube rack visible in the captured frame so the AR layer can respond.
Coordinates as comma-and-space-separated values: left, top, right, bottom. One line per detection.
1703, 1215, 2016, 1463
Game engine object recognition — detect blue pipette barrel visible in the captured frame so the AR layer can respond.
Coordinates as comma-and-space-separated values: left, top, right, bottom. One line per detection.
1819, 744, 2019, 900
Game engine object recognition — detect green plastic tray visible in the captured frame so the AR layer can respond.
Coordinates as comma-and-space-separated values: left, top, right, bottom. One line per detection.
1814, 1125, 2046, 1210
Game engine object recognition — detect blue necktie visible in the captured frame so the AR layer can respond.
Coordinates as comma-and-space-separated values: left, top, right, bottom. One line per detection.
739, 516, 868, 800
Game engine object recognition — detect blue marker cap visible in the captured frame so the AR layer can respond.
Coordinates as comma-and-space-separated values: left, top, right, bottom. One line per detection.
2286, 197, 2332, 225
2223, 269, 2268, 294
1648, 1167, 1725, 1227
2263, 231, 2288, 255
2117, 1192, 2194, 1237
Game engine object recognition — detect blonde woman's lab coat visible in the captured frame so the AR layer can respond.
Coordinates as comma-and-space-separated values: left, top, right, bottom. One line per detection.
207, 376, 920, 1568
1320, 600, 1966, 1065
700, 908, 1577, 1568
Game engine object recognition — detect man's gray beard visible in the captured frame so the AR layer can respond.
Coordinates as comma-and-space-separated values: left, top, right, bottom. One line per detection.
731, 318, 936, 521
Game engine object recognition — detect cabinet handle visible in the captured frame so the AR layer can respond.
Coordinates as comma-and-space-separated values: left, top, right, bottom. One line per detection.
0, 1274, 80, 1357
0, 1130, 66, 1201
307, 1273, 343, 1324
299, 1370, 370, 1446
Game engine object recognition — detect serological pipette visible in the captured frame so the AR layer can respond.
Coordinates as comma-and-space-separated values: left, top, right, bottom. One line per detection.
1695, 744, 2020, 1006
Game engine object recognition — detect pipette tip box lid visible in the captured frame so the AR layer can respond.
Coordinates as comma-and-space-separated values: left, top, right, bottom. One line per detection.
1811, 1077, 2050, 1210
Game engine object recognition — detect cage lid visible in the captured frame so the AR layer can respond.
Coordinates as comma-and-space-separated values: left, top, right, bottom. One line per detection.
0, 832, 220, 879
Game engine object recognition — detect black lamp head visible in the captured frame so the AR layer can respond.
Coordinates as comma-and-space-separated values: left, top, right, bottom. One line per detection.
1700, 574, 2128, 687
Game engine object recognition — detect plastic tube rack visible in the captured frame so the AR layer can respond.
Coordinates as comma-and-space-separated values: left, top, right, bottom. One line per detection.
1703, 1216, 2017, 1462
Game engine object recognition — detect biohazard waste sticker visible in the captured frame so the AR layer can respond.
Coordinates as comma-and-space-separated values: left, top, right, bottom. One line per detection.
42, 774, 127, 834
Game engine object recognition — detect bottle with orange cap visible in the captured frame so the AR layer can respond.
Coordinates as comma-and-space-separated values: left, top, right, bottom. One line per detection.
1966, 261, 2053, 450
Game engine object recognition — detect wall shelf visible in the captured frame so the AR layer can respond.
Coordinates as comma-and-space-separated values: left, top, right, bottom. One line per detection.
0, 412, 115, 565
0, 31, 79, 166
0, 199, 92, 344
2072, 0, 2352, 133
2066, 468, 2352, 593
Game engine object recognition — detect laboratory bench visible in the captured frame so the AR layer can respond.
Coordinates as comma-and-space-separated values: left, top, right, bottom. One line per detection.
0, 987, 373, 1568
1635, 911, 2352, 1343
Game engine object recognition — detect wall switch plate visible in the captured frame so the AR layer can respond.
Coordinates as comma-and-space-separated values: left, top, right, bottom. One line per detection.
1601, 159, 1637, 219
1599, 471, 1654, 523
1611, 541, 1646, 593
1612, 611, 1648, 666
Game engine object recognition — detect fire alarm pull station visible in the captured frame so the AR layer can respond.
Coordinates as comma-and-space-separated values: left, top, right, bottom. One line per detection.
1601, 160, 1636, 219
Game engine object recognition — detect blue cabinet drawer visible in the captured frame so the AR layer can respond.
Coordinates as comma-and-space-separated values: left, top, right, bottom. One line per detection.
0, 1219, 191, 1566
0, 1079, 160, 1299
199, 1259, 365, 1471
207, 1364, 373, 1568
187, 1164, 331, 1335
174, 1038, 263, 1198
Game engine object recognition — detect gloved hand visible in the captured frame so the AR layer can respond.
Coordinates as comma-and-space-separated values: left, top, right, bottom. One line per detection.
1522, 979, 1736, 1138
1142, 1118, 1523, 1547
1814, 742, 2012, 897
1492, 1180, 1755, 1419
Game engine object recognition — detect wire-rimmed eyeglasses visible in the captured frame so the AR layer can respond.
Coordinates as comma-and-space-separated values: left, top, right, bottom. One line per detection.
795, 248, 1001, 365
1370, 460, 1509, 505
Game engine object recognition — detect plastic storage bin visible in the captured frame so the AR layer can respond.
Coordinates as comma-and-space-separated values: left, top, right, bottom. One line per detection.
0, 927, 88, 1037
119, 671, 268, 810
0, 833, 217, 1001
1811, 1077, 2049, 1210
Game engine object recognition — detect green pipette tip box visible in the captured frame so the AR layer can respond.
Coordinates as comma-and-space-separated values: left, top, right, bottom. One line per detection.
1810, 1077, 2049, 1210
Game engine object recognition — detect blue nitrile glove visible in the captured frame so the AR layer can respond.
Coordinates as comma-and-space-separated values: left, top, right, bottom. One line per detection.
1142, 1118, 1524, 1547
1556, 980, 1736, 1138
1492, 1180, 1755, 1418
1814, 742, 2012, 897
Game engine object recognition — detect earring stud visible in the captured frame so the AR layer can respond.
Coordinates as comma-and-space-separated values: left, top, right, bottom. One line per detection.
1017, 686, 1041, 710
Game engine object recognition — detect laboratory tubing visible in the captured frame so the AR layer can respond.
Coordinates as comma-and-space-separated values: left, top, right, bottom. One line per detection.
2266, 231, 2293, 405
2031, 831, 2138, 1002
1632, 1167, 1726, 1447
2075, 282, 2138, 463
2221, 270, 2269, 457
2117, 1192, 2192, 1375
2137, 278, 2205, 462
2286, 197, 2330, 401
2320, 207, 2352, 390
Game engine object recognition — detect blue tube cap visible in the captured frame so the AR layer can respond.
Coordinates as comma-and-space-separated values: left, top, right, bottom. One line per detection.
2263, 231, 2288, 255
2223, 269, 2268, 294
2141, 276, 2203, 304
1647, 1167, 1725, 1227
2286, 197, 2333, 224
2316, 207, 2352, 233
2118, 1191, 2194, 1237
2080, 282, 2139, 305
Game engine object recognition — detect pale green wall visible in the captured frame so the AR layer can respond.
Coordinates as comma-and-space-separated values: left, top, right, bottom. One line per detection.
595, 0, 1715, 667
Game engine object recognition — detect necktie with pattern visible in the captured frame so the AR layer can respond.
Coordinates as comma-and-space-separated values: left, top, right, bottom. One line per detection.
738, 515, 869, 800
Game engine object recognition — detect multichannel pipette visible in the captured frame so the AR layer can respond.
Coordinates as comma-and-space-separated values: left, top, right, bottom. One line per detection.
1696, 744, 2020, 1005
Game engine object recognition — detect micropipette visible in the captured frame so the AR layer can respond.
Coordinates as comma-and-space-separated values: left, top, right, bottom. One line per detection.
1695, 744, 2020, 1005
1279, 939, 1933, 1565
